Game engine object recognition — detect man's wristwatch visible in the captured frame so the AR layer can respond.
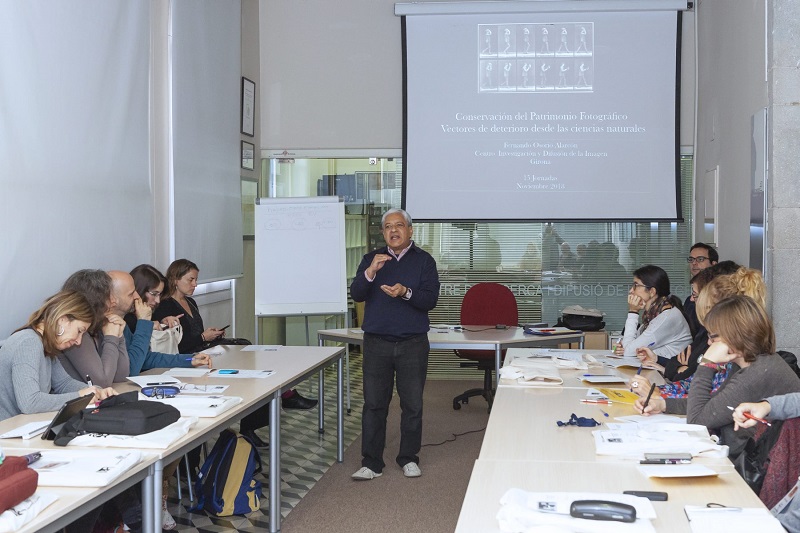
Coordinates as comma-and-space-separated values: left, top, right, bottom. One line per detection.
402, 287, 412, 300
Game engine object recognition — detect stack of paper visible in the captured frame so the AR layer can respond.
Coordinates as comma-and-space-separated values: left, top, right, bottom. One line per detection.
593, 423, 727, 457
499, 359, 563, 386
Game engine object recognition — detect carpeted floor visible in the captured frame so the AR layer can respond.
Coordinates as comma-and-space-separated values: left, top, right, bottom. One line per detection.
164, 353, 490, 532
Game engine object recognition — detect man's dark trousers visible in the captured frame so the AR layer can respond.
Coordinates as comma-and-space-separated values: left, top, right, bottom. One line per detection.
361, 332, 429, 472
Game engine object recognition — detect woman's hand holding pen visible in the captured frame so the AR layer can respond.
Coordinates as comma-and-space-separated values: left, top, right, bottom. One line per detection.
733, 401, 772, 431
190, 352, 212, 368
79, 386, 118, 403
636, 346, 658, 365
634, 394, 666, 415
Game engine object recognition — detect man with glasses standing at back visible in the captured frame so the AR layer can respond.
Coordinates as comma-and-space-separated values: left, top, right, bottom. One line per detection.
686, 243, 718, 323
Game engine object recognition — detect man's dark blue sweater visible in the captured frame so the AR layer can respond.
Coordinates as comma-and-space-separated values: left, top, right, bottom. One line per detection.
350, 243, 439, 339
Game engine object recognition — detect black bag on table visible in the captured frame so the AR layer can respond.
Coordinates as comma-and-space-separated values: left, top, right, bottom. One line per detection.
556, 305, 606, 332
54, 391, 180, 446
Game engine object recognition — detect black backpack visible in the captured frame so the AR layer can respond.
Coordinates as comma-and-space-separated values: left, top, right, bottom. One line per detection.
54, 391, 180, 446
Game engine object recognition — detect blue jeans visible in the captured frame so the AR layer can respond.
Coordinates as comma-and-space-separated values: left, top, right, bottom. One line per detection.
361, 333, 429, 472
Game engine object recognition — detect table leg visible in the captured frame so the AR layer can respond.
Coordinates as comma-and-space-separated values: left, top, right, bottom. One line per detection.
145, 459, 162, 533
269, 394, 282, 533
337, 354, 344, 462
318, 370, 325, 434
495, 345, 501, 390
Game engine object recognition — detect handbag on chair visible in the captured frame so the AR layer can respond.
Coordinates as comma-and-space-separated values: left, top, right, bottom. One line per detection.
150, 324, 183, 354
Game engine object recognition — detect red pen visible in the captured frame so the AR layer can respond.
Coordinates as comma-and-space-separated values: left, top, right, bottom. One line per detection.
728, 405, 771, 426
540, 328, 556, 332
580, 399, 612, 404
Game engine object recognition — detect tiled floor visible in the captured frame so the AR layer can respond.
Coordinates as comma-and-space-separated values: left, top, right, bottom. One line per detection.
167, 354, 365, 532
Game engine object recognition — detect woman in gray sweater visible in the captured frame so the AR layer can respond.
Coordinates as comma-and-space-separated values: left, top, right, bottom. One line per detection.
0, 290, 115, 421
635, 295, 800, 458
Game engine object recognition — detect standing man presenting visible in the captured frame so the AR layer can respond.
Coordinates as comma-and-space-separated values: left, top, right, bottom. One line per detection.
350, 208, 439, 480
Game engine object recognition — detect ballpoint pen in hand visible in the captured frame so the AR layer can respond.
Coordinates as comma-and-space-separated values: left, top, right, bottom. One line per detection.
641, 383, 657, 414
727, 405, 772, 426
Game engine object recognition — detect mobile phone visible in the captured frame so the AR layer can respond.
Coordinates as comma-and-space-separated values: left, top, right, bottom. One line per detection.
218, 369, 239, 375
623, 490, 668, 501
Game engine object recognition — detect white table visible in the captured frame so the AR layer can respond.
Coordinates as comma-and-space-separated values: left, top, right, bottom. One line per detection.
318, 327, 585, 390
456, 349, 769, 532
0, 344, 345, 533
456, 459, 763, 533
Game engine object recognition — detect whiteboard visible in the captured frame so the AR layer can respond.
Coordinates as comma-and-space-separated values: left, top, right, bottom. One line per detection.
255, 197, 347, 316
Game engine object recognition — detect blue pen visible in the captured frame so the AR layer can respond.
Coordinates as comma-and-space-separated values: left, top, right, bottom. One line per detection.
632, 342, 656, 391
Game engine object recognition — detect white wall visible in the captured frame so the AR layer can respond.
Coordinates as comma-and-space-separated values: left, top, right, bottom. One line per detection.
693, 0, 767, 263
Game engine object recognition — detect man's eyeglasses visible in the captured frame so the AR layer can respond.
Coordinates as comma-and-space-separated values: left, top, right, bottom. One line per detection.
687, 256, 709, 264
630, 282, 650, 290
708, 333, 720, 342
146, 290, 162, 297
382, 223, 407, 231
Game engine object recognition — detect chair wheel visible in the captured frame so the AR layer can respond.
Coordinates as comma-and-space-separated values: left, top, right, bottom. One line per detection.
453, 400, 461, 410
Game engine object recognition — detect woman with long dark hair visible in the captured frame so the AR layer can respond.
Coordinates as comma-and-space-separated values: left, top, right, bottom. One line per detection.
615, 264, 692, 363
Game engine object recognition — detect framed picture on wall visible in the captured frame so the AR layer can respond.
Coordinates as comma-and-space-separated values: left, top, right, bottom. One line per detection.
241, 77, 255, 137
241, 140, 255, 170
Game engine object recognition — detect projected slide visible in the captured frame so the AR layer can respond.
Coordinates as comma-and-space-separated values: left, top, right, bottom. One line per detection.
479, 23, 593, 92
404, 10, 680, 221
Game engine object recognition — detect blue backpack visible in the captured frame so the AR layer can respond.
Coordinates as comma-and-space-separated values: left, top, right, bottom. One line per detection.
191, 429, 263, 516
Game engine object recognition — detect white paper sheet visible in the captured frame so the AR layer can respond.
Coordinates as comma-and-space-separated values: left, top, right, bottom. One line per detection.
684, 506, 785, 533
30, 449, 142, 487
637, 464, 719, 478
127, 375, 184, 387
0, 491, 59, 533
0, 420, 51, 440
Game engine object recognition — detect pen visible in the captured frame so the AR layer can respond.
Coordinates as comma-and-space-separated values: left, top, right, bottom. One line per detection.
727, 405, 772, 426
599, 408, 609, 417
640, 459, 691, 465
580, 399, 612, 404
641, 383, 657, 414
539, 328, 556, 332
146, 381, 178, 386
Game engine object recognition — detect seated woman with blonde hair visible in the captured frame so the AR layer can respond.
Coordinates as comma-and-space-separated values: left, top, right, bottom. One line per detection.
0, 290, 116, 421
635, 294, 800, 458
637, 267, 767, 381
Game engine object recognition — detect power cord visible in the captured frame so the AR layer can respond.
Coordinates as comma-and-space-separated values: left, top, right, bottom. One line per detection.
421, 426, 486, 448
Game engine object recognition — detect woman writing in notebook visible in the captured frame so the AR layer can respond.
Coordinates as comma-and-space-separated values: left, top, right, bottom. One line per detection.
635, 295, 800, 458
0, 290, 115, 422
614, 264, 692, 362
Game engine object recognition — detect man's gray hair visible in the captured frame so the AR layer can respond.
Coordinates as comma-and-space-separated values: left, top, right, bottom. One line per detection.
381, 208, 412, 228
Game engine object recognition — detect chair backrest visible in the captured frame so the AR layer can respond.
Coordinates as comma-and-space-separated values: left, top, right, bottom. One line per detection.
460, 283, 519, 327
